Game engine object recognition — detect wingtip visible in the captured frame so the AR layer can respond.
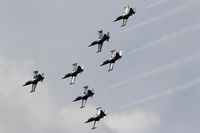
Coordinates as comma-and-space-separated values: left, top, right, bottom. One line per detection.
80, 106, 85, 109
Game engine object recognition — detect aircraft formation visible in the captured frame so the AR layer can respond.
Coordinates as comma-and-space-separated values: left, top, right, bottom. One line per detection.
23, 6, 136, 129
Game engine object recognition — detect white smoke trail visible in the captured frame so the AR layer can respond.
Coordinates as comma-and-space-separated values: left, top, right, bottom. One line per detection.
145, 0, 170, 10
106, 54, 200, 91
118, 78, 200, 112
129, 22, 200, 55
123, 1, 200, 33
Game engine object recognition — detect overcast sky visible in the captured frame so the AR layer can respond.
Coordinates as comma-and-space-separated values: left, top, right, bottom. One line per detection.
0, 0, 200, 133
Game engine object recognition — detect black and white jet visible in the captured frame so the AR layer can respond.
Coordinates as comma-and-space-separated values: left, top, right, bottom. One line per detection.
62, 63, 84, 85
100, 50, 122, 71
23, 71, 44, 93
88, 30, 110, 53
85, 107, 107, 129
113, 6, 136, 27
73, 86, 94, 108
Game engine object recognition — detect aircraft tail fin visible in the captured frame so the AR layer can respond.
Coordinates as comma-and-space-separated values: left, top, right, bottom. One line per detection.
130, 8, 136, 15
107, 32, 110, 42
119, 51, 123, 58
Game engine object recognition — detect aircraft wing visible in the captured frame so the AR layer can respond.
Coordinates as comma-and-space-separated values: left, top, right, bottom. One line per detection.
89, 41, 98, 47
70, 76, 76, 85
108, 63, 114, 71
122, 18, 128, 27
80, 99, 87, 108
23, 80, 32, 86
114, 15, 123, 22
96, 107, 101, 116
100, 59, 110, 66
92, 121, 98, 129
73, 96, 82, 102
97, 43, 103, 53
62, 73, 72, 79
98, 30, 103, 39
30, 83, 37, 93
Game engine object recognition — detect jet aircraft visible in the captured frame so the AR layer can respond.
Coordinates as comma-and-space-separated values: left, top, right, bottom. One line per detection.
113, 6, 136, 27
62, 63, 84, 85
73, 86, 94, 108
88, 30, 110, 53
100, 50, 122, 71
23, 71, 44, 93
85, 107, 107, 129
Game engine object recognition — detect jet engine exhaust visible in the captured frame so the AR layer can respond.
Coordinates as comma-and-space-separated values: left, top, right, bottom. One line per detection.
145, 0, 171, 10
129, 22, 200, 55
122, 1, 200, 33
106, 54, 200, 91
118, 78, 200, 112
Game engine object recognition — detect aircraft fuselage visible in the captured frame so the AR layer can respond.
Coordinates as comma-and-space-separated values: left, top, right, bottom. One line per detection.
97, 34, 109, 44
82, 91, 94, 100
86, 110, 106, 123
109, 52, 122, 63
23, 74, 44, 86
63, 66, 84, 79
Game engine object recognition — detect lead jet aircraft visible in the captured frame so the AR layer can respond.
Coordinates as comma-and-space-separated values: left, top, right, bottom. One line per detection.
73, 86, 95, 108
113, 6, 136, 27
23, 71, 44, 93
100, 50, 122, 71
62, 63, 84, 85
88, 30, 110, 53
85, 107, 107, 129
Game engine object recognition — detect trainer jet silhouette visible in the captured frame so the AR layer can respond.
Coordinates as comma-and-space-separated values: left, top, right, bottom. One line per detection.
114, 6, 136, 27
89, 30, 110, 53
62, 63, 84, 85
73, 86, 94, 108
85, 107, 107, 129
23, 71, 44, 93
